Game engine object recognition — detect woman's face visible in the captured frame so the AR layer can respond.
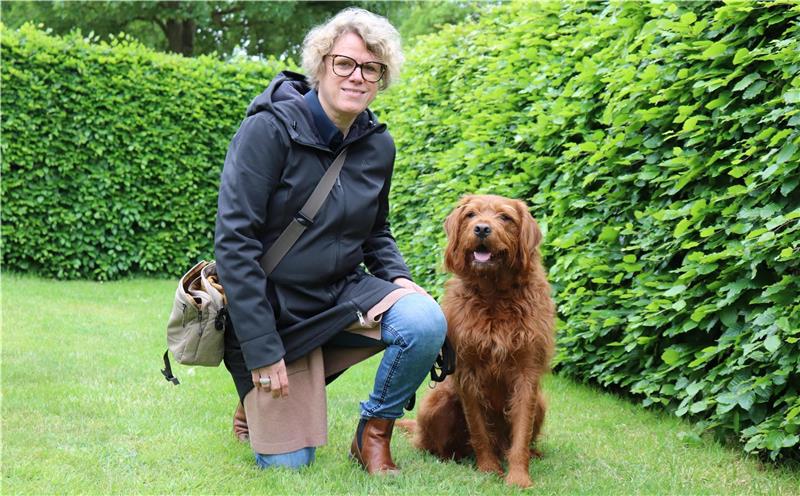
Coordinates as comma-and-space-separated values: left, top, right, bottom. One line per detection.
316, 32, 381, 129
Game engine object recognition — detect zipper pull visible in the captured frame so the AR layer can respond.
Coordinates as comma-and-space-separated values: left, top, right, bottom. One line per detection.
356, 310, 367, 327
336, 175, 342, 187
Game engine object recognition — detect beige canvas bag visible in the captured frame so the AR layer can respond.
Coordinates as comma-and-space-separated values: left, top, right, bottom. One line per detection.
165, 260, 227, 369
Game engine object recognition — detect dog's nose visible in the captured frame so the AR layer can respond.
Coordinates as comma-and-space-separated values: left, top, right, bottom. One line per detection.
474, 224, 492, 239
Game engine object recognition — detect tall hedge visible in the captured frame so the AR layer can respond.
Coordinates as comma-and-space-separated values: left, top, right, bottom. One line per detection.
378, 1, 799, 460
1, 25, 287, 279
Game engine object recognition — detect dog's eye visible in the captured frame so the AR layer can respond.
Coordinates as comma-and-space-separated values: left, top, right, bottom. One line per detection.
500, 214, 512, 222
465, 212, 476, 219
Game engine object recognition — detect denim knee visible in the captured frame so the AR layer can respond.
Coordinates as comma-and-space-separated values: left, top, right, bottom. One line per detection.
388, 293, 447, 353
254, 447, 315, 469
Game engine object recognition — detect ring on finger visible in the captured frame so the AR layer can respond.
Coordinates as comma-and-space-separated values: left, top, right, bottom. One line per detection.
258, 376, 272, 389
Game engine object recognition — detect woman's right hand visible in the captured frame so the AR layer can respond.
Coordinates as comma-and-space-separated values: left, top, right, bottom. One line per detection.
251, 358, 289, 399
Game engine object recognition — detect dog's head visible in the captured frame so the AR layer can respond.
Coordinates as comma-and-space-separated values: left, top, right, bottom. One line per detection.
443, 194, 542, 278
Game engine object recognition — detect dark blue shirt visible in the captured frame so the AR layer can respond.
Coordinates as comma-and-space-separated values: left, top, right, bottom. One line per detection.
304, 89, 344, 151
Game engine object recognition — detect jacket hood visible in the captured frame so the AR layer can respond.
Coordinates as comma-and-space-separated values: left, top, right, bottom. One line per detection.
245, 71, 385, 148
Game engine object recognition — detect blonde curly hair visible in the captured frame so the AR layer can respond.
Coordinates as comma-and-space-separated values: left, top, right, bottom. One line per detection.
301, 8, 403, 91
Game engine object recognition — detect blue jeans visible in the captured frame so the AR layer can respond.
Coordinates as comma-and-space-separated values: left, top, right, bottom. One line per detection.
360, 292, 447, 419
255, 447, 316, 469
255, 292, 446, 469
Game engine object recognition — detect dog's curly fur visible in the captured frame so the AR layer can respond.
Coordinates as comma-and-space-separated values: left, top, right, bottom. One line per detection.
398, 195, 555, 488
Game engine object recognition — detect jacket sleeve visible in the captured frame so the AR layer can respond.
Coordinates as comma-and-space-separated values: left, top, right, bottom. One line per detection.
215, 114, 287, 371
362, 148, 413, 282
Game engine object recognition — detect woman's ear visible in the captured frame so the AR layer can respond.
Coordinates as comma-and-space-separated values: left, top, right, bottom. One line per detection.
515, 200, 542, 272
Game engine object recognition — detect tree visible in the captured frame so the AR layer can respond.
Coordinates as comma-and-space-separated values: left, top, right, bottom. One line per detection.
1, 1, 353, 57
0, 0, 484, 58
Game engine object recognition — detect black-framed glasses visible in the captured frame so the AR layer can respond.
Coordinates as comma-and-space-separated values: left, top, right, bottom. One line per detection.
327, 54, 387, 83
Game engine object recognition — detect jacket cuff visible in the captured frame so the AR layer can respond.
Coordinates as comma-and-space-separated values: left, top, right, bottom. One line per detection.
241, 332, 286, 371
387, 270, 414, 283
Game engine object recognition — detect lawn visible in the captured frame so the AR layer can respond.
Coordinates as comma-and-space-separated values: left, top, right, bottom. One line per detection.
2, 274, 798, 495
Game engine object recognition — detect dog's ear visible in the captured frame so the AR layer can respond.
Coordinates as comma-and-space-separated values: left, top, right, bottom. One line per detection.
515, 200, 542, 272
443, 200, 467, 274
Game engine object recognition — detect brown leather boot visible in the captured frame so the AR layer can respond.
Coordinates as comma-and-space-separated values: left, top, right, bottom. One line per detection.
233, 402, 249, 443
350, 417, 400, 475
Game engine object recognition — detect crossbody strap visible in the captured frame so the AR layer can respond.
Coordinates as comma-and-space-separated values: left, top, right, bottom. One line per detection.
259, 148, 349, 276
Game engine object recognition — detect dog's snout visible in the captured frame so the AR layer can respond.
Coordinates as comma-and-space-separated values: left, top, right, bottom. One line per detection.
473, 224, 492, 239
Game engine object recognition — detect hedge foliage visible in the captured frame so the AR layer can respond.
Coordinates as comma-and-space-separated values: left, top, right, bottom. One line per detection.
2, 1, 799, 460
378, 1, 800, 460
1, 24, 287, 279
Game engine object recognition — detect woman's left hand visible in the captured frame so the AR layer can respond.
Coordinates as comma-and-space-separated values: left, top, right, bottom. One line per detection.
393, 277, 434, 300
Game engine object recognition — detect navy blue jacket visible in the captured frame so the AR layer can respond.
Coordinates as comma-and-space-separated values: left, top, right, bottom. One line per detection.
215, 72, 411, 397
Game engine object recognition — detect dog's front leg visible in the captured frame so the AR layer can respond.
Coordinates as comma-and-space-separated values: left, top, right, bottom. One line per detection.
503, 376, 540, 488
456, 375, 502, 475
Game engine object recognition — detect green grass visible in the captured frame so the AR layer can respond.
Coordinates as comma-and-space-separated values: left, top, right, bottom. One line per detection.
2, 274, 798, 495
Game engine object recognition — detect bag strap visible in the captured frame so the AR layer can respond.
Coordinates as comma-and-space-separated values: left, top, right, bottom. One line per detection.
161, 351, 180, 385
259, 148, 349, 276
405, 337, 457, 411
430, 336, 456, 382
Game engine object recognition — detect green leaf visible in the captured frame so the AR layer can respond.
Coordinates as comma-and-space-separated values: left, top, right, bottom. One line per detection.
674, 218, 692, 237
686, 382, 704, 398
727, 185, 748, 196
719, 308, 738, 327
690, 400, 709, 414
764, 334, 781, 353
737, 391, 755, 411
598, 226, 619, 242
700, 226, 716, 237
732, 72, 760, 92
691, 307, 710, 322
683, 116, 699, 132
701, 41, 727, 59
728, 166, 749, 178
679, 12, 697, 25
662, 348, 682, 366
743, 80, 767, 100
665, 285, 687, 297
775, 142, 798, 165
733, 48, 750, 64
783, 89, 800, 104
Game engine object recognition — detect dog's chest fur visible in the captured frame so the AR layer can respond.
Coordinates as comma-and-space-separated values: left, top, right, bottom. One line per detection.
443, 279, 542, 373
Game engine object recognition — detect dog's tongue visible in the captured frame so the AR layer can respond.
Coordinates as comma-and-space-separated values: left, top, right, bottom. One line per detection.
473, 251, 492, 263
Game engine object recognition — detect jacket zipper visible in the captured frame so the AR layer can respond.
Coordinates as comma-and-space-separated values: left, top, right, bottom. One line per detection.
333, 163, 345, 275
356, 309, 367, 327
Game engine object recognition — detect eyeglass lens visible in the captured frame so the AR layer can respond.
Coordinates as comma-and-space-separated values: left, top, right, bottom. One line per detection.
331, 55, 385, 82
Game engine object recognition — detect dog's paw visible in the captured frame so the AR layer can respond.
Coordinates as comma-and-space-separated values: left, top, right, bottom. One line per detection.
505, 470, 533, 488
529, 447, 544, 459
395, 419, 416, 435
476, 457, 503, 476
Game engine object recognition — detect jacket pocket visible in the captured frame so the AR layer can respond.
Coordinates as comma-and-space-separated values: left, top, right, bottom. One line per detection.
286, 353, 309, 376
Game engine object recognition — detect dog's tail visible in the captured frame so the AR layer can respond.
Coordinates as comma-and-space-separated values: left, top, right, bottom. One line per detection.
395, 419, 417, 435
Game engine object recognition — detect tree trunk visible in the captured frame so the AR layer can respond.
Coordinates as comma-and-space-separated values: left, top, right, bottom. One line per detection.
160, 1, 194, 56
181, 19, 195, 56
165, 18, 195, 56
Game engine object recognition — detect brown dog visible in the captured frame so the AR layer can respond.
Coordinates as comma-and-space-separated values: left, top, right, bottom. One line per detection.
398, 195, 555, 488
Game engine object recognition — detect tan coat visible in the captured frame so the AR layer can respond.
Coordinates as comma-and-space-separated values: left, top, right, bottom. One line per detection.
243, 288, 414, 454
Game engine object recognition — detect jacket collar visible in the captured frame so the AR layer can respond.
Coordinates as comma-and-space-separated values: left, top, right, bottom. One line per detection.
303, 89, 343, 151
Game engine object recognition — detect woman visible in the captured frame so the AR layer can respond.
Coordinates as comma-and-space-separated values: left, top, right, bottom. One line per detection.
214, 8, 446, 473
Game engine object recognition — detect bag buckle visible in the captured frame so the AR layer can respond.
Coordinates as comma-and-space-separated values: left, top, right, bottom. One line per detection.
214, 307, 227, 331
294, 212, 313, 227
